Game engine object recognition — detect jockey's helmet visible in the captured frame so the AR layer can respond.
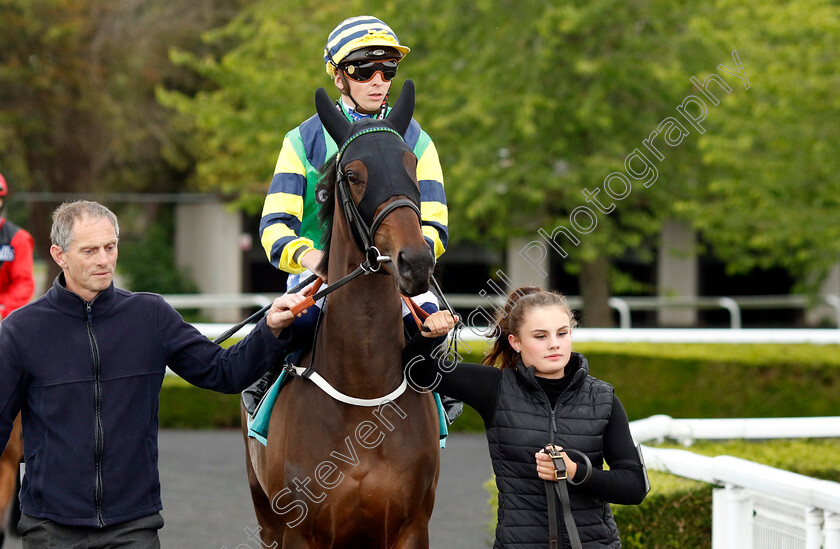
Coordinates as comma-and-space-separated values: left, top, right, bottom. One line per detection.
324, 16, 410, 77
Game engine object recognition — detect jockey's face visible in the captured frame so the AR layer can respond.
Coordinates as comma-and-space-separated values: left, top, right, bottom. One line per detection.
335, 68, 392, 115
50, 215, 118, 301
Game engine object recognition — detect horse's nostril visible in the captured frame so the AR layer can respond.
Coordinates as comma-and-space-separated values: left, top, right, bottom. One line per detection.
397, 248, 434, 283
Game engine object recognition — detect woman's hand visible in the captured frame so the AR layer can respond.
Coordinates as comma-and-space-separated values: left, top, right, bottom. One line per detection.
535, 446, 578, 482
421, 310, 459, 338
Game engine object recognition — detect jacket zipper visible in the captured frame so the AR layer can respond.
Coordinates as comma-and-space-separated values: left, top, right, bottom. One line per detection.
85, 301, 106, 527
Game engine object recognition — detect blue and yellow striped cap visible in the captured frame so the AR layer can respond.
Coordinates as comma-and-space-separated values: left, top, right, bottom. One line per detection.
324, 16, 410, 77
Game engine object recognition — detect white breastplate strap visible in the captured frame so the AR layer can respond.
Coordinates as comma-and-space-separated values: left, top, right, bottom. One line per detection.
292, 366, 408, 407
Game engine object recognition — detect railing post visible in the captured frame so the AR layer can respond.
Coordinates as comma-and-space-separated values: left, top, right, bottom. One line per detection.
805, 507, 824, 549
825, 511, 840, 549
607, 297, 631, 329
824, 295, 840, 330
713, 485, 753, 549
717, 297, 742, 329
726, 485, 752, 548
712, 488, 727, 549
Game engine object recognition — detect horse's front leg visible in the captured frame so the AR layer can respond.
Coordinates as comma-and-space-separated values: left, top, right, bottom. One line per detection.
392, 524, 431, 549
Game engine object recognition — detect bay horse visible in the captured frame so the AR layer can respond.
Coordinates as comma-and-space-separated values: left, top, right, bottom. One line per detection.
0, 414, 22, 547
242, 80, 440, 548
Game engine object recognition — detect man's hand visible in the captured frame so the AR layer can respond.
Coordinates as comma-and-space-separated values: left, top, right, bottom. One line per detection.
266, 292, 309, 337
300, 249, 326, 280
421, 310, 458, 338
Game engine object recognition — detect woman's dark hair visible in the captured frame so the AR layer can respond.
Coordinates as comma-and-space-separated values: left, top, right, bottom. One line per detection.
482, 286, 577, 369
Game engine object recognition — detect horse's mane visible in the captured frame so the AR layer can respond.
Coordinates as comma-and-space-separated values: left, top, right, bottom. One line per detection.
314, 156, 338, 277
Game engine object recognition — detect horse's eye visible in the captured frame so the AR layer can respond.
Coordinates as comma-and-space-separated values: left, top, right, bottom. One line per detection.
346, 172, 360, 185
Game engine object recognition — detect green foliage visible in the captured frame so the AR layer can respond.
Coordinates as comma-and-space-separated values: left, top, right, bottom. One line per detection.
449, 341, 840, 424
158, 0, 364, 212
160, 376, 242, 429
118, 208, 201, 295
0, 0, 241, 194
160, 341, 840, 428
613, 473, 712, 549
159, 0, 840, 304
680, 1, 840, 289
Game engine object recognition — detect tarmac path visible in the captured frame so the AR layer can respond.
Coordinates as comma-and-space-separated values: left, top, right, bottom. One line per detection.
4, 430, 494, 549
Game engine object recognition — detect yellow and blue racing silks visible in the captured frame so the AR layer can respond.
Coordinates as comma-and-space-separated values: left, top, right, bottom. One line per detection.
260, 104, 448, 275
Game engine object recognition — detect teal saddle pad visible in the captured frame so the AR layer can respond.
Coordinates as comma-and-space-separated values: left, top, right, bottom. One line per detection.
246, 371, 449, 448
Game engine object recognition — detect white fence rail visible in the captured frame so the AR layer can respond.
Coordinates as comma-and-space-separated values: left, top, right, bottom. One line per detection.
631, 415, 840, 549
162, 293, 840, 330
446, 293, 840, 330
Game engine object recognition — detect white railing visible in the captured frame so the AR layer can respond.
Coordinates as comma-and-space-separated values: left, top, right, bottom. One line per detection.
446, 293, 840, 330
631, 415, 840, 549
161, 293, 275, 310
162, 293, 840, 330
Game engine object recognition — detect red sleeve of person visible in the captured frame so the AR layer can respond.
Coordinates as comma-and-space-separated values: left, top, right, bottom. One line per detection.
0, 172, 36, 319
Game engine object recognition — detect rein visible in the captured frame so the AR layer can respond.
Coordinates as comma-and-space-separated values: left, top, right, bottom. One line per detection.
544, 446, 592, 549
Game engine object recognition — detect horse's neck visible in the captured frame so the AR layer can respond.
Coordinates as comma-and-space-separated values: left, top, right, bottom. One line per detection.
311, 257, 406, 399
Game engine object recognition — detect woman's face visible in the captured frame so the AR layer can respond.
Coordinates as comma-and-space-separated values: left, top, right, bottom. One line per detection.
508, 305, 573, 379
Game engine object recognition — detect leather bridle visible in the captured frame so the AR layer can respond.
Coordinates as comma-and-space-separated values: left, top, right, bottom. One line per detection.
334, 126, 422, 272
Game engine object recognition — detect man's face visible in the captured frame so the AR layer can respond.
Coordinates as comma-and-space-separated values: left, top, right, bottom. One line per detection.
335, 61, 395, 114
50, 215, 118, 301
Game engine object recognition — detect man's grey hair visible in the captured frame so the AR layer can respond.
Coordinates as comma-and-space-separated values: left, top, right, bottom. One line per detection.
50, 201, 120, 250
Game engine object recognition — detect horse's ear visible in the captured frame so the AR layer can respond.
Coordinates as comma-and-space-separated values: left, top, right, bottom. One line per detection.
385, 79, 415, 137
316, 87, 350, 144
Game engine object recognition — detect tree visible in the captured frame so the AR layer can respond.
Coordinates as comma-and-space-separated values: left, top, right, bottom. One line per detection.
677, 0, 840, 292
158, 1, 369, 213
161, 0, 840, 324
0, 0, 244, 280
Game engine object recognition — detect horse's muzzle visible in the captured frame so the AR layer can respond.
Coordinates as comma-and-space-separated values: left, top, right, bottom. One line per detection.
396, 248, 434, 297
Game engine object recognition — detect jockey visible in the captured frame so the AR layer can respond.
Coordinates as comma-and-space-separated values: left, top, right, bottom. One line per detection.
0, 172, 35, 321
250, 16, 461, 422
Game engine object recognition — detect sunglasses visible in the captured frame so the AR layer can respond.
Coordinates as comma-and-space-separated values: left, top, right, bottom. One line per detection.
342, 59, 399, 83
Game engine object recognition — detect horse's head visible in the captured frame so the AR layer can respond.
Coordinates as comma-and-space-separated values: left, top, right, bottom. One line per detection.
314, 80, 434, 297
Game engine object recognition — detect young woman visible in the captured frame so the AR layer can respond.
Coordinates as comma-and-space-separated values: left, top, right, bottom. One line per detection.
404, 287, 648, 549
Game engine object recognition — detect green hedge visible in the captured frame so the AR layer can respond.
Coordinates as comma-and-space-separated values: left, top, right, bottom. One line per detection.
160, 342, 840, 428
445, 342, 840, 434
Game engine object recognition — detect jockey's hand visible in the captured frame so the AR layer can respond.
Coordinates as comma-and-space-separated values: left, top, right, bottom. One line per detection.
300, 248, 327, 280
266, 292, 308, 337
421, 310, 459, 338
535, 446, 578, 482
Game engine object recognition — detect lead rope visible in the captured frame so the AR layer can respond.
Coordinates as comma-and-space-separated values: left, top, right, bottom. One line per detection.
544, 446, 591, 549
